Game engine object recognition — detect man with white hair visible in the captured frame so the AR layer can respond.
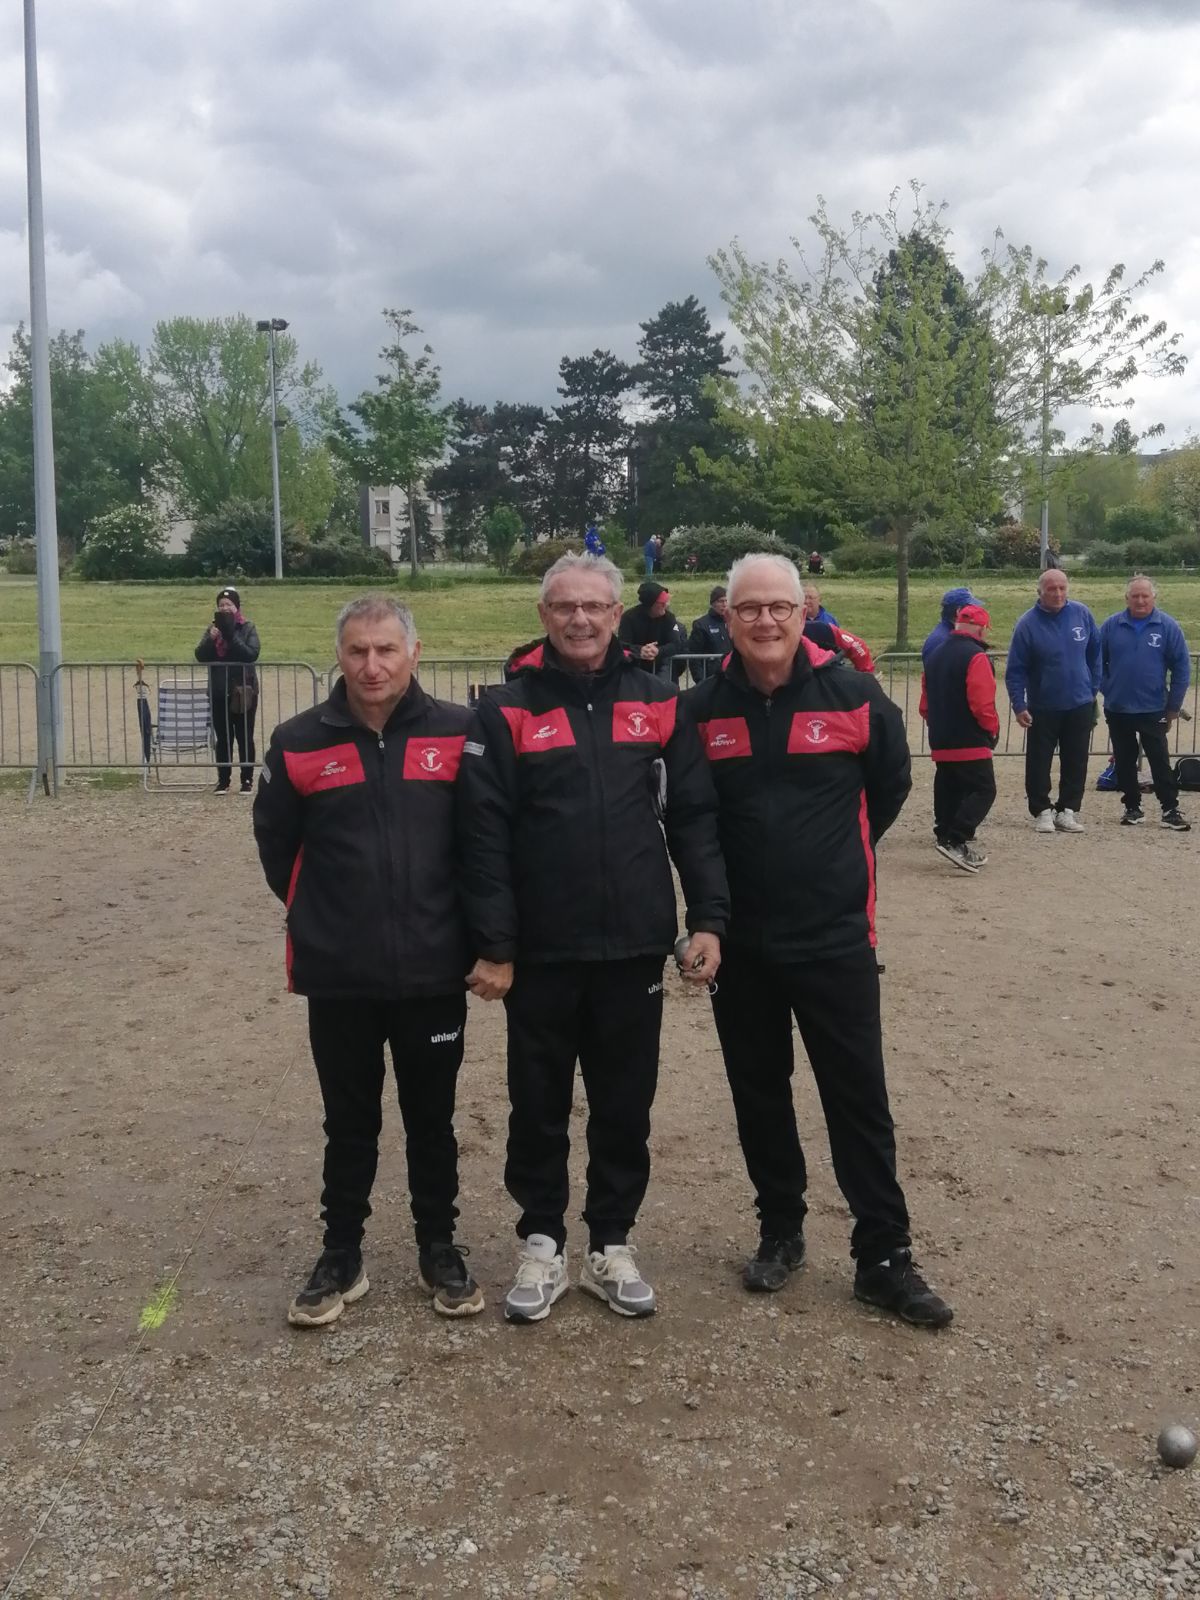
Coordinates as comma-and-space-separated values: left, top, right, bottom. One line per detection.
681, 554, 952, 1328
253, 595, 485, 1326
1100, 575, 1192, 830
458, 553, 728, 1323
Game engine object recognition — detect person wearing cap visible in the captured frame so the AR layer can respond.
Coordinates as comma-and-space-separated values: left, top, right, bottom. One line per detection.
618, 581, 687, 675
687, 586, 731, 681
1004, 568, 1101, 835
921, 587, 979, 666
919, 604, 999, 873
194, 586, 261, 793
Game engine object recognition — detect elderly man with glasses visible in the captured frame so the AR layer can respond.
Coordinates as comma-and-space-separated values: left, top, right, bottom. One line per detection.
680, 553, 952, 1329
458, 552, 729, 1324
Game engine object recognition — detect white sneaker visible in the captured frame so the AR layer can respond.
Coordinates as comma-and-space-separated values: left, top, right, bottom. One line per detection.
1034, 809, 1056, 834
1053, 809, 1085, 833
579, 1244, 657, 1318
504, 1234, 568, 1323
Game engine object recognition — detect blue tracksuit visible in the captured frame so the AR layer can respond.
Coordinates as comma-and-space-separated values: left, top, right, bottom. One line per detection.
921, 619, 954, 665
1005, 601, 1101, 713
1099, 608, 1191, 714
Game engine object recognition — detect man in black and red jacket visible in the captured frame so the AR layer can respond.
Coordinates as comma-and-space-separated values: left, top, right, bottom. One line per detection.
681, 553, 952, 1329
919, 602, 999, 874
253, 595, 484, 1328
458, 553, 728, 1325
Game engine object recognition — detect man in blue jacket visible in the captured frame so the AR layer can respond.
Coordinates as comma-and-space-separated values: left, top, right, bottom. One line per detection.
1005, 569, 1101, 834
1100, 575, 1192, 831
921, 586, 980, 666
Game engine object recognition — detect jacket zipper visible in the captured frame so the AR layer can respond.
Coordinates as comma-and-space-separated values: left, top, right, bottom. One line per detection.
377, 731, 400, 985
761, 696, 774, 952
585, 700, 609, 957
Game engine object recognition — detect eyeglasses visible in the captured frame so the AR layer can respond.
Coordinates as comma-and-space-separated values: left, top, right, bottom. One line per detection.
731, 600, 801, 622
544, 600, 615, 619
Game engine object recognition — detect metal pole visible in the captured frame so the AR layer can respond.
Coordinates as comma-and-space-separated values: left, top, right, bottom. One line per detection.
24, 0, 63, 793
1039, 496, 1050, 570
267, 327, 283, 579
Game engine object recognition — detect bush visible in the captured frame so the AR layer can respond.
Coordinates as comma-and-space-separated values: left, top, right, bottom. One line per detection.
1123, 537, 1167, 570
1104, 503, 1184, 544
659, 525, 802, 574
1083, 539, 1127, 570
1162, 531, 1200, 567
186, 499, 306, 577
5, 540, 37, 574
510, 537, 583, 577
983, 523, 1041, 569
827, 539, 897, 573
77, 505, 168, 580
909, 523, 983, 570
289, 527, 393, 578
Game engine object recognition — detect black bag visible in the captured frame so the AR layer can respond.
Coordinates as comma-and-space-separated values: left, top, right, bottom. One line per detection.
1173, 755, 1200, 790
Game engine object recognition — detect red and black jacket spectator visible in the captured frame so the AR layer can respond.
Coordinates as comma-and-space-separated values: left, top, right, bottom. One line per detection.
458, 637, 728, 964
803, 619, 876, 673
919, 630, 1000, 760
252, 677, 471, 998
679, 638, 911, 960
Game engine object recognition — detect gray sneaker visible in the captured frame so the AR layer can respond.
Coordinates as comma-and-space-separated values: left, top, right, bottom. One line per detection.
579, 1244, 657, 1318
287, 1247, 369, 1329
961, 841, 988, 868
934, 840, 978, 873
504, 1236, 569, 1323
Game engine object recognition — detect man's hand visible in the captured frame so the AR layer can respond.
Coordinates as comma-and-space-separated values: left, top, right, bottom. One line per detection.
466, 958, 513, 1001
639, 642, 660, 660
1015, 709, 1033, 729
1164, 709, 1180, 727
678, 932, 721, 986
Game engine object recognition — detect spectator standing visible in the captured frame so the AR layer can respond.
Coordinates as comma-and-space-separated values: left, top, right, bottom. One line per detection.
195, 585, 260, 793
682, 553, 951, 1327
618, 581, 687, 674
687, 585, 731, 680
921, 586, 980, 666
920, 604, 999, 873
1100, 575, 1192, 831
458, 553, 728, 1324
1004, 569, 1100, 834
253, 595, 484, 1326
584, 521, 606, 557
802, 582, 838, 627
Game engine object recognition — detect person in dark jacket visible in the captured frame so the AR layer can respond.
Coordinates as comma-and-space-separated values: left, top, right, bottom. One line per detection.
618, 580, 687, 674
921, 586, 980, 666
804, 618, 876, 673
919, 603, 999, 873
682, 552, 951, 1329
1004, 568, 1100, 834
1100, 574, 1192, 830
687, 586, 731, 680
194, 586, 260, 792
459, 552, 729, 1324
253, 594, 484, 1328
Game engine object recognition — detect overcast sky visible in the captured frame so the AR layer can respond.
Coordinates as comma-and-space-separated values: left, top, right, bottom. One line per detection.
1, 0, 1198, 442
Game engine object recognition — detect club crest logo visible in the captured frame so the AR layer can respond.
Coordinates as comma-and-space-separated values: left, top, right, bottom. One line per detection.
805, 718, 830, 745
1149, 632, 1162, 649
1072, 626, 1086, 642
626, 710, 650, 738
419, 747, 442, 772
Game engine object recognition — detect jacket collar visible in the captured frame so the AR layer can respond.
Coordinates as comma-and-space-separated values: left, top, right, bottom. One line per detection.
321, 675, 429, 732
508, 636, 636, 681
1119, 607, 1163, 626
720, 635, 834, 695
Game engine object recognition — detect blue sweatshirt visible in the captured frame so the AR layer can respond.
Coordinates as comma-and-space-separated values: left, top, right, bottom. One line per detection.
1099, 607, 1191, 714
1004, 600, 1101, 713
921, 619, 954, 665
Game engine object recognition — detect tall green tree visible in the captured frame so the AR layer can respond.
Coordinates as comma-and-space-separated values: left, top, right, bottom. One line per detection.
428, 399, 550, 548
539, 350, 632, 532
328, 309, 450, 577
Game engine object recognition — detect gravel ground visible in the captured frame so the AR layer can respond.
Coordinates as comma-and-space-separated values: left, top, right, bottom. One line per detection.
1, 766, 1198, 1598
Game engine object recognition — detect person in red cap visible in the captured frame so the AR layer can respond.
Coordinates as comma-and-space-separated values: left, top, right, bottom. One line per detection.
919, 603, 999, 873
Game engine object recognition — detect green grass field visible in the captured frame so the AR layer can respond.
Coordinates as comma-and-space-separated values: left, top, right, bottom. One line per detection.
3, 571, 1200, 664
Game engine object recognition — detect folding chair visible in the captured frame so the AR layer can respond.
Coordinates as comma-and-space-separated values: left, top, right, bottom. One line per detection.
145, 678, 214, 789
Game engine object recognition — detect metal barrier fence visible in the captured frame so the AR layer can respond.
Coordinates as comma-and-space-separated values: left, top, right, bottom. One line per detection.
0, 662, 40, 788
47, 662, 321, 788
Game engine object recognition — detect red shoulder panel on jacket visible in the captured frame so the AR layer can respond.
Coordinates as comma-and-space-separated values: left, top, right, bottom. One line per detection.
697, 716, 752, 760
284, 742, 366, 795
403, 735, 465, 780
499, 705, 577, 753
787, 705, 870, 754
612, 699, 677, 745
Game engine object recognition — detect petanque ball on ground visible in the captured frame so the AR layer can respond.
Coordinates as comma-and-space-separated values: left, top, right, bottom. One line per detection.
1157, 1425, 1198, 1469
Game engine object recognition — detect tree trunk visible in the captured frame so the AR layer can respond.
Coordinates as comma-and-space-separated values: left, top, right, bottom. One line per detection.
406, 483, 419, 580
891, 519, 912, 652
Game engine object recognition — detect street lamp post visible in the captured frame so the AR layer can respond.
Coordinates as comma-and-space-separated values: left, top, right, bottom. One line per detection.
256, 318, 288, 579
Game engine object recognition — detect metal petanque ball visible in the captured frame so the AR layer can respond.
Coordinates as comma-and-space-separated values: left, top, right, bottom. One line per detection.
1157, 1425, 1198, 1469
674, 934, 693, 969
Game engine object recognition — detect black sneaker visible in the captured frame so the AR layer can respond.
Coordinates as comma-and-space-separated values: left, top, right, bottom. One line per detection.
418, 1241, 484, 1318
742, 1232, 806, 1293
1161, 809, 1191, 832
287, 1246, 369, 1328
1121, 805, 1144, 826
854, 1249, 953, 1329
213, 782, 231, 796
239, 778, 254, 794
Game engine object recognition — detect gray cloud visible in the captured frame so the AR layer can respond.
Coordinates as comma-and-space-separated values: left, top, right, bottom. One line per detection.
0, 0, 1196, 439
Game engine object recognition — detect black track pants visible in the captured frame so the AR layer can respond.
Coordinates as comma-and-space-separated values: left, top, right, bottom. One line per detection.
1106, 711, 1178, 812
933, 759, 996, 846
1024, 704, 1093, 816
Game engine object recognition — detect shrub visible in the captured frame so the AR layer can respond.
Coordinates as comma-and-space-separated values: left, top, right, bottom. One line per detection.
483, 504, 524, 574
290, 527, 393, 578
1123, 537, 1167, 570
186, 499, 306, 577
1083, 539, 1127, 570
983, 522, 1041, 569
1162, 531, 1200, 567
660, 525, 802, 574
77, 505, 168, 580
909, 523, 983, 570
510, 537, 583, 577
827, 539, 897, 573
5, 540, 37, 574
1104, 503, 1184, 544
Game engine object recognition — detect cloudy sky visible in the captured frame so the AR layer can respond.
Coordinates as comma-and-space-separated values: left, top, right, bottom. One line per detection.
1, 0, 1198, 441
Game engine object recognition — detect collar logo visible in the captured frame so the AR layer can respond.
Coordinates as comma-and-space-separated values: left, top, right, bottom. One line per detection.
419, 746, 443, 772
805, 719, 829, 745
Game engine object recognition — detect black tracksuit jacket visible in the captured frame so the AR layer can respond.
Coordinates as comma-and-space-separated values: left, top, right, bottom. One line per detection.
252, 678, 471, 998
680, 641, 912, 960
457, 637, 729, 964
618, 605, 687, 672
